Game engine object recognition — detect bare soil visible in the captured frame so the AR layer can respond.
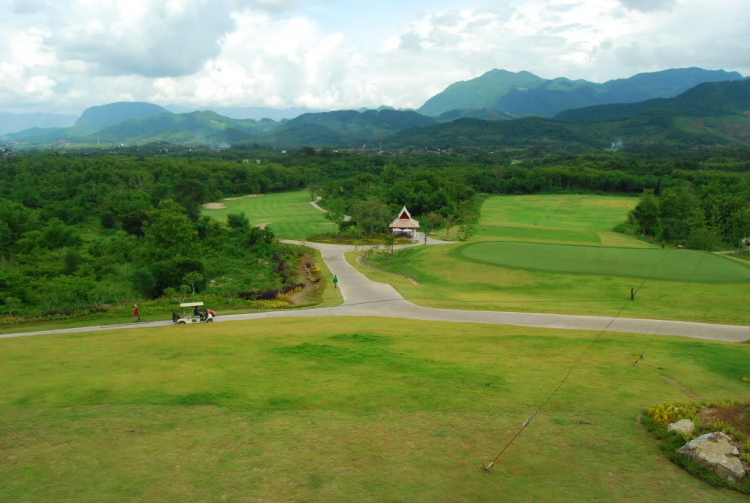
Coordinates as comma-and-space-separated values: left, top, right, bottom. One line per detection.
700, 403, 750, 437
202, 202, 227, 210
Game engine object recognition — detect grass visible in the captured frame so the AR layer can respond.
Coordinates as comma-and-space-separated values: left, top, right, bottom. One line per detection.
468, 194, 651, 248
352, 193, 750, 324
2, 317, 750, 502
202, 190, 332, 240
351, 245, 750, 324
13, 191, 746, 498
458, 242, 750, 282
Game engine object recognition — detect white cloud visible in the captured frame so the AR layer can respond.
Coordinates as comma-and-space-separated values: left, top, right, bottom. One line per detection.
0, 0, 747, 114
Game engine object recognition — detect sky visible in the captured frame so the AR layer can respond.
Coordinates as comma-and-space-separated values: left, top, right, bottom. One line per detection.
0, 0, 748, 115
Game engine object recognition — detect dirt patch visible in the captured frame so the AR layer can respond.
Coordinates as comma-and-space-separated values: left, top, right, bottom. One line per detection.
288, 253, 324, 305
202, 202, 227, 210
357, 255, 420, 285
700, 403, 750, 437
661, 375, 704, 400
256, 223, 269, 229
224, 194, 262, 201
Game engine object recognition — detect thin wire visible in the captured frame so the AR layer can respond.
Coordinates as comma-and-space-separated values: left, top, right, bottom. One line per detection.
483, 241, 676, 472
631, 244, 716, 366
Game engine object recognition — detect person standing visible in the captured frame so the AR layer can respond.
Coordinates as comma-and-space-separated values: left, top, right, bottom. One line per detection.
333, 275, 339, 289
133, 304, 140, 322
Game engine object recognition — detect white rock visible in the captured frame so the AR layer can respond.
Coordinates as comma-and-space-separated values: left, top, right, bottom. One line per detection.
677, 432, 746, 483
667, 418, 695, 436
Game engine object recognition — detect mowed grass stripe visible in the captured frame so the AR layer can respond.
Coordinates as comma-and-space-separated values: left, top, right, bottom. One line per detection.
202, 190, 331, 240
476, 194, 648, 247
458, 241, 750, 283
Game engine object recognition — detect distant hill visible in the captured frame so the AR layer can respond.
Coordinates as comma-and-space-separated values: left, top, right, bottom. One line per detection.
436, 109, 514, 122
258, 109, 438, 146
388, 79, 750, 150
74, 102, 170, 131
1, 107, 280, 145
418, 67, 744, 117
0, 112, 77, 136
164, 105, 326, 121
418, 70, 546, 117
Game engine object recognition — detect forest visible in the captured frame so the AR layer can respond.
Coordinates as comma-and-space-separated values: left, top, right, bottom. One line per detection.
1, 146, 750, 320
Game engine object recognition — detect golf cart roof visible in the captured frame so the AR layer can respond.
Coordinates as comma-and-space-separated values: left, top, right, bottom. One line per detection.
180, 302, 204, 307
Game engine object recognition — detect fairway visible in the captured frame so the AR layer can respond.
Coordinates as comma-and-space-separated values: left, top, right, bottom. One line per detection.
2, 318, 749, 502
476, 194, 649, 247
459, 241, 750, 282
202, 190, 331, 240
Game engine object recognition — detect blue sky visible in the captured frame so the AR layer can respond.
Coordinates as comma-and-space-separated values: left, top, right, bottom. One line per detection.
0, 0, 747, 114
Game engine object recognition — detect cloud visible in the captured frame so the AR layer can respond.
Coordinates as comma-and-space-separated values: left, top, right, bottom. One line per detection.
615, 0, 675, 12
0, 0, 748, 114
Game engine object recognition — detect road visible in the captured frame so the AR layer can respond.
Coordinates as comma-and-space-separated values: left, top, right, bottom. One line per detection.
3, 237, 749, 343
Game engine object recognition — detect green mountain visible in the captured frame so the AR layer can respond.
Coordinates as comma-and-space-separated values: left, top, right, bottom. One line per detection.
388, 80, 750, 150
418, 67, 744, 117
258, 109, 438, 146
418, 70, 545, 117
92, 110, 278, 144
0, 112, 77, 136
74, 102, 170, 131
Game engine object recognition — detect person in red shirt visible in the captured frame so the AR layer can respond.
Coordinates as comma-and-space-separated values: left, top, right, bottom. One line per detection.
133, 304, 140, 322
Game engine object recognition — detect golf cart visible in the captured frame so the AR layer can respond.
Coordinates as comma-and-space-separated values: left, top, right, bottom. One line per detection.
173, 302, 214, 324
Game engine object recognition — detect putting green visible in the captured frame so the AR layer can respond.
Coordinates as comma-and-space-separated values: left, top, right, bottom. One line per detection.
458, 242, 750, 283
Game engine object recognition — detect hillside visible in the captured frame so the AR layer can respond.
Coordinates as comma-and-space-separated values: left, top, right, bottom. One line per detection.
388, 79, 750, 150
418, 67, 744, 117
258, 109, 438, 146
74, 102, 170, 131
92, 110, 278, 144
0, 112, 77, 136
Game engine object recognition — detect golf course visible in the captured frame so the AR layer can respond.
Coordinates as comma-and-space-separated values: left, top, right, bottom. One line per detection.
202, 190, 331, 240
357, 194, 750, 324
3, 191, 750, 501
2, 317, 749, 502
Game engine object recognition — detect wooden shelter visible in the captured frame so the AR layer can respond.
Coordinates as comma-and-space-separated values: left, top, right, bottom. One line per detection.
389, 206, 420, 237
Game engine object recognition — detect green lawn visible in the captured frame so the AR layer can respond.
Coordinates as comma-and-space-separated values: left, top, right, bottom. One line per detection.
1, 318, 749, 502
354, 194, 750, 324
353, 243, 750, 324
202, 190, 331, 240
458, 242, 750, 282
471, 194, 650, 248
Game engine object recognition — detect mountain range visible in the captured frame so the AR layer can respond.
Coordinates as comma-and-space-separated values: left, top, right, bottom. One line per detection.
417, 67, 744, 117
1, 67, 748, 151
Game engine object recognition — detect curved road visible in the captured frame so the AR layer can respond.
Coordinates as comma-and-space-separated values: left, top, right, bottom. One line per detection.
2, 237, 749, 343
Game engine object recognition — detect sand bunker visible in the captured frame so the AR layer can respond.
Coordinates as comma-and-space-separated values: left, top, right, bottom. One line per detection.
202, 202, 227, 210
224, 194, 262, 201
256, 223, 269, 229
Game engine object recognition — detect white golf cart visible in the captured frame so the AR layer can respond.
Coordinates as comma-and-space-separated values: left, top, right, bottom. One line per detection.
173, 301, 214, 324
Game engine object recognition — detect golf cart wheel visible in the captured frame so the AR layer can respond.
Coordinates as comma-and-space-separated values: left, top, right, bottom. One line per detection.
177, 320, 186, 324
207, 319, 213, 322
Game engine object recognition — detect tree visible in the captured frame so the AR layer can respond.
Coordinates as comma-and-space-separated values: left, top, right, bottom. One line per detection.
142, 200, 198, 262
183, 271, 204, 295
443, 214, 457, 238
130, 268, 156, 298
632, 189, 659, 235
323, 197, 347, 234
350, 197, 390, 237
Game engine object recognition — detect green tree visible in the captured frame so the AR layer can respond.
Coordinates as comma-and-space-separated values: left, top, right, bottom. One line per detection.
129, 268, 156, 298
323, 197, 347, 233
632, 189, 659, 235
183, 271, 204, 295
142, 200, 198, 262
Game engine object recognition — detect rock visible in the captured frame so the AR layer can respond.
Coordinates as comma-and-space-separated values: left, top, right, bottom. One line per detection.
677, 432, 746, 483
667, 418, 695, 436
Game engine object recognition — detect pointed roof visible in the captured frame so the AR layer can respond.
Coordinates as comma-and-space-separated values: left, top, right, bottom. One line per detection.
389, 206, 420, 229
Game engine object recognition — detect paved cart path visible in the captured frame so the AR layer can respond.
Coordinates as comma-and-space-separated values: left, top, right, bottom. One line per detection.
2, 238, 749, 343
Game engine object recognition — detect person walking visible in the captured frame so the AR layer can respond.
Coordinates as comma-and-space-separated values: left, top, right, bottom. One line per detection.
133, 304, 140, 322
333, 275, 339, 289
